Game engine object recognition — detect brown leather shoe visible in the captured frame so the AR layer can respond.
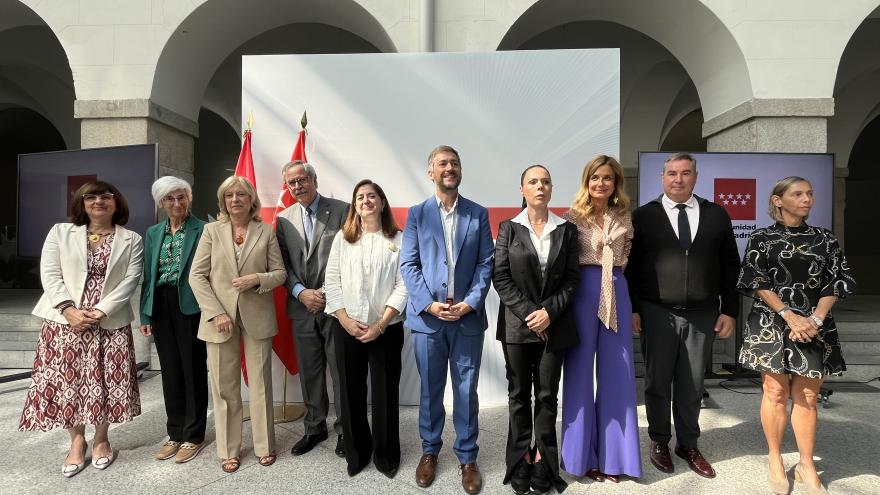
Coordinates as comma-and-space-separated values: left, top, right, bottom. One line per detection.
460, 462, 482, 494
650, 442, 674, 473
675, 445, 716, 478
415, 454, 437, 488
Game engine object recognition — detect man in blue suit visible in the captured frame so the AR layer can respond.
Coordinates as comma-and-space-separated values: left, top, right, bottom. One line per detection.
401, 145, 494, 494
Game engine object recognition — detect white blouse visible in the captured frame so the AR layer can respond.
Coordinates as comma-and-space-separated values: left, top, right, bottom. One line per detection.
511, 209, 566, 275
323, 230, 407, 325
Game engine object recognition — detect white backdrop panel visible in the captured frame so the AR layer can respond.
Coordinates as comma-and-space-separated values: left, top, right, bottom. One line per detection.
242, 50, 620, 407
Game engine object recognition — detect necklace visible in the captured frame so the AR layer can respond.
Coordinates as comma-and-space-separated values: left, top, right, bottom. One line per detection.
234, 232, 245, 245
88, 230, 111, 242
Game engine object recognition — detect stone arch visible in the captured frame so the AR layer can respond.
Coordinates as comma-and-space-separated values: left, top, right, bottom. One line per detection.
496, 0, 752, 120
829, 4, 880, 292
151, 0, 397, 123
0, 1, 77, 148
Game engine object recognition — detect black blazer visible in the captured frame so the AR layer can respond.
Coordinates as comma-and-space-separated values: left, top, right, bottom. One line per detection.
492, 219, 580, 351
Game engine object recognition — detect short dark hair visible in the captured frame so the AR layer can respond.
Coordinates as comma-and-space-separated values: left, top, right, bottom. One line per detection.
70, 181, 130, 226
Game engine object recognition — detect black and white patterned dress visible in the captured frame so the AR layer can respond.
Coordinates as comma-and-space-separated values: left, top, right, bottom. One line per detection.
737, 223, 855, 378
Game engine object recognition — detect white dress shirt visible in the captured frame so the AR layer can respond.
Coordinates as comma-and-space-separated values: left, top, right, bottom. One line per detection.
323, 230, 408, 325
661, 194, 699, 243
511, 209, 566, 276
437, 195, 458, 300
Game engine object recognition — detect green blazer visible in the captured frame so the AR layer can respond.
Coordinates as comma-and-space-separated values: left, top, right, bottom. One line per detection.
139, 216, 206, 325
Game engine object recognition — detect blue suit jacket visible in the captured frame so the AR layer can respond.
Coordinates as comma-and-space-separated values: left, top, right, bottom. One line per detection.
400, 195, 495, 336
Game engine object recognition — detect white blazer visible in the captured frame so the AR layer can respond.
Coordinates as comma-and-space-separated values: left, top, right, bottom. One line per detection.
32, 223, 144, 329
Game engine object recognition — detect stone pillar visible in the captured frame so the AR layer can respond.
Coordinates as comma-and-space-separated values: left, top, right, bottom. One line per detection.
75, 99, 198, 368
75, 99, 198, 183
702, 98, 843, 236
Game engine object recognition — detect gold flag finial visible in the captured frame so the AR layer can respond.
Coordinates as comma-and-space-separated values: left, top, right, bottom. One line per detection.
301, 111, 308, 129
246, 111, 254, 131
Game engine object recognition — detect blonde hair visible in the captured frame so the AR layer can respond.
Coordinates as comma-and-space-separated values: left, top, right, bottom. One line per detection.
216, 175, 262, 222
768, 176, 810, 223
570, 155, 630, 224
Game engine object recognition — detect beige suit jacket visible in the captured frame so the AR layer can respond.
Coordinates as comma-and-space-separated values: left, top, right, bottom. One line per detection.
189, 220, 286, 343
32, 223, 144, 329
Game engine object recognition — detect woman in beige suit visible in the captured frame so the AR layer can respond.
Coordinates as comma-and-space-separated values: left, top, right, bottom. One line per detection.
189, 176, 286, 473
20, 181, 143, 477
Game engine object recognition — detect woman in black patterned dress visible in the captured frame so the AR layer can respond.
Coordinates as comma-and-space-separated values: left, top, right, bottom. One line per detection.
737, 176, 855, 495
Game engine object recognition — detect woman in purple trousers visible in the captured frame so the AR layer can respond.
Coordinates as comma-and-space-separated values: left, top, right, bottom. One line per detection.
561, 155, 642, 482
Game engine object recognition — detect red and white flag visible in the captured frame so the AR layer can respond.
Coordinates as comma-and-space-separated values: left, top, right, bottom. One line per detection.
714, 178, 756, 220
234, 128, 300, 379
265, 127, 309, 376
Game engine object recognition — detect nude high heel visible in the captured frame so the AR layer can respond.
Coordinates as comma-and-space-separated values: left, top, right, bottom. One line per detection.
767, 472, 790, 494
794, 464, 829, 495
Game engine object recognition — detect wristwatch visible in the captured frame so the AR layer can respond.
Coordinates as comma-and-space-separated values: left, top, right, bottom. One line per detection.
808, 315, 824, 328
776, 305, 792, 318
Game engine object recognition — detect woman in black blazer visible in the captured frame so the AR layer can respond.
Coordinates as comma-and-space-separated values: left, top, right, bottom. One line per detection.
493, 165, 580, 495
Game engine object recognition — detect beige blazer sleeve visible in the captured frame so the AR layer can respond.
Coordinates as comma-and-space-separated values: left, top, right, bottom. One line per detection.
190, 221, 287, 343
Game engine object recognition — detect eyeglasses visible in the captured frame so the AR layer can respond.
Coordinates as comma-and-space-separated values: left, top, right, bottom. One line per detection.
162, 194, 188, 204
83, 193, 115, 202
286, 177, 311, 187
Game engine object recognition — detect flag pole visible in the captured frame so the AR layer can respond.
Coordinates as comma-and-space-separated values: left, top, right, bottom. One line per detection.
272, 111, 308, 424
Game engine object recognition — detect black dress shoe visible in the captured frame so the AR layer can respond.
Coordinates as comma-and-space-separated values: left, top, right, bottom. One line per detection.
510, 460, 532, 495
335, 434, 346, 457
291, 431, 328, 456
531, 459, 551, 495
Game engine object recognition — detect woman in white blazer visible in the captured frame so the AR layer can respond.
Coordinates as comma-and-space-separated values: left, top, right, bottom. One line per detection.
20, 181, 144, 478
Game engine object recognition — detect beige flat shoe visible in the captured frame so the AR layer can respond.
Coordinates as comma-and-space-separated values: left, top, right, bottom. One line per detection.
173, 442, 206, 463
155, 440, 181, 460
62, 443, 88, 479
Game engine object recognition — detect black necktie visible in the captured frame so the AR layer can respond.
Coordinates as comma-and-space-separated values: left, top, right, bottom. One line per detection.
676, 203, 691, 251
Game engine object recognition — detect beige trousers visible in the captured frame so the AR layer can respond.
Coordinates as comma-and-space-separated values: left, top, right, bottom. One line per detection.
206, 316, 275, 459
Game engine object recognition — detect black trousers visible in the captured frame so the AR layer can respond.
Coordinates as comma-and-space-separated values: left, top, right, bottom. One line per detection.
153, 285, 209, 443
640, 300, 716, 448
333, 320, 404, 476
502, 341, 566, 492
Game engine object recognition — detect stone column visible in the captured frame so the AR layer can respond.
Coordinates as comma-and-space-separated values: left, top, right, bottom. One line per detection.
75, 99, 198, 182
75, 99, 198, 369
702, 98, 842, 234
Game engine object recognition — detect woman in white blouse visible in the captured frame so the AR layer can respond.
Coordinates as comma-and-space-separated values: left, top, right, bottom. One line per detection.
324, 179, 407, 478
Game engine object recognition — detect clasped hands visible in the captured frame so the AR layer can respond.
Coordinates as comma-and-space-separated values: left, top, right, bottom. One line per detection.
338, 313, 384, 343
62, 307, 105, 331
427, 301, 473, 322
784, 312, 822, 343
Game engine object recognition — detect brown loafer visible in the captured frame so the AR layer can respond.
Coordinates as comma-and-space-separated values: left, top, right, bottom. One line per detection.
174, 442, 206, 463
650, 442, 674, 473
675, 445, 716, 479
155, 440, 181, 460
460, 462, 482, 494
415, 454, 437, 488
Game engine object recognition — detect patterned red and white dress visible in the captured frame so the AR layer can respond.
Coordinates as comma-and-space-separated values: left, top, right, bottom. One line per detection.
19, 234, 141, 431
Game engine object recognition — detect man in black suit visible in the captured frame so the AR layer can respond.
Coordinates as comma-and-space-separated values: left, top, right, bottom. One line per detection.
276, 160, 350, 457
625, 152, 739, 479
